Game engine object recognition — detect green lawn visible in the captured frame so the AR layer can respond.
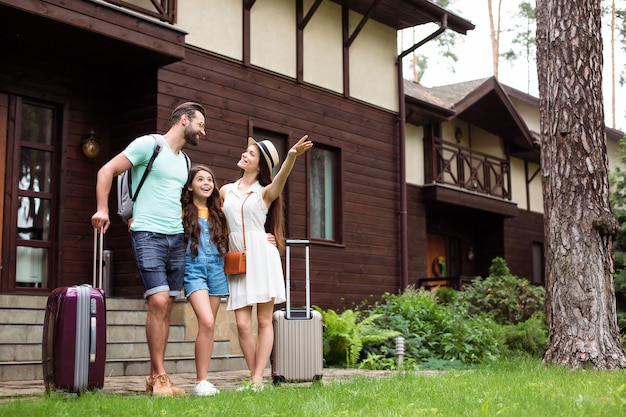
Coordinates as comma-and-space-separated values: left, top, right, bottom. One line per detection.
2, 358, 625, 416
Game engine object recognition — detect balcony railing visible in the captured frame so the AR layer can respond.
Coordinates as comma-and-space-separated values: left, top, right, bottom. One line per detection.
106, 0, 177, 23
428, 138, 511, 200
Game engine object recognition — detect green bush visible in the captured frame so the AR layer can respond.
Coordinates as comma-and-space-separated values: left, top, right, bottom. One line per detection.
489, 312, 548, 358
365, 286, 500, 365
458, 257, 545, 325
313, 307, 400, 367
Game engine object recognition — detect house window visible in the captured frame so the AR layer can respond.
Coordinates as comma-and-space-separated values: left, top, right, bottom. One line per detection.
12, 99, 58, 289
309, 145, 339, 241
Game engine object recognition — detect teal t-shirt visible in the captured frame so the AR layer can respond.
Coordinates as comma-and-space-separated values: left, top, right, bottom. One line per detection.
123, 134, 188, 235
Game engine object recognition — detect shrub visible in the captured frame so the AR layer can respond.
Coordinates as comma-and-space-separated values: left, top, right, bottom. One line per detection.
314, 307, 400, 367
365, 286, 500, 365
489, 312, 548, 358
458, 257, 545, 325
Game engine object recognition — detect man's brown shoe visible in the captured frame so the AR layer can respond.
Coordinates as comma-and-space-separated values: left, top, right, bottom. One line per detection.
167, 375, 186, 396
146, 376, 154, 395
151, 374, 185, 397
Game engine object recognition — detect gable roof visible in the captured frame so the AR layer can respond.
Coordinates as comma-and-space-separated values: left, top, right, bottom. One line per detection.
330, 0, 475, 33
404, 77, 539, 161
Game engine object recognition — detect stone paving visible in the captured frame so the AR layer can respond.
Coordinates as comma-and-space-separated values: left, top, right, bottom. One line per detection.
0, 368, 397, 400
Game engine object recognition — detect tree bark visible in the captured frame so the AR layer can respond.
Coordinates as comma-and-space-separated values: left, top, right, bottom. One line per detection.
536, 0, 626, 369
487, 0, 503, 77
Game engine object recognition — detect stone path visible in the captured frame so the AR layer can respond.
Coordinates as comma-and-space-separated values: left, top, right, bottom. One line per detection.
0, 368, 400, 400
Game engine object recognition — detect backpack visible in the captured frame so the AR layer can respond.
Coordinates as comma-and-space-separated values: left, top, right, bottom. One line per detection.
116, 135, 189, 224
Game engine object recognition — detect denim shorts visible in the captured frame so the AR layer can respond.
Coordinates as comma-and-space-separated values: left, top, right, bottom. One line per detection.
184, 254, 229, 297
131, 231, 185, 298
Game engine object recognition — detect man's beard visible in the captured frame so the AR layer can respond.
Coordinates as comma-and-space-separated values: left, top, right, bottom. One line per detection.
184, 126, 199, 146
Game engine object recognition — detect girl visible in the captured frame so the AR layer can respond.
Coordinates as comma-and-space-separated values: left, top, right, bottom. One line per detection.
182, 165, 229, 396
220, 135, 312, 390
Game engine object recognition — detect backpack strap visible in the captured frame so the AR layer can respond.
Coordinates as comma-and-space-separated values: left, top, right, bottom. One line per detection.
181, 150, 190, 171
131, 135, 163, 202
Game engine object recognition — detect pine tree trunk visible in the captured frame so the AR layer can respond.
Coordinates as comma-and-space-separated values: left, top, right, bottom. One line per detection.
536, 0, 626, 369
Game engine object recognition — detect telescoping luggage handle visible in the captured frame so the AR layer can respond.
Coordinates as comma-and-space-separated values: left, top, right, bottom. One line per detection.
285, 239, 310, 319
92, 228, 104, 290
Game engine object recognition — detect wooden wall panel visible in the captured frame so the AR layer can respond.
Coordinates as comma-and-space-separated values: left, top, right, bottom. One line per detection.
157, 49, 400, 310
504, 210, 544, 282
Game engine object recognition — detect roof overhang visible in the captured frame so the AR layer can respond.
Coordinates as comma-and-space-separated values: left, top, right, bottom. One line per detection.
330, 0, 475, 33
0, 0, 186, 70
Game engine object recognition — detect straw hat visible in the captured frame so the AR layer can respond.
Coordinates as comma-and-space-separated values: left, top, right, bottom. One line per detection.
248, 137, 279, 170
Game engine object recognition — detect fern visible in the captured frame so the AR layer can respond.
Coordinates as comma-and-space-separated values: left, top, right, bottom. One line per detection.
315, 307, 400, 367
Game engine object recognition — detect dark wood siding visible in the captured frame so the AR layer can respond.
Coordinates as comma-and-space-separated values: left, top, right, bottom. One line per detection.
149, 49, 401, 309
504, 209, 544, 282
407, 185, 427, 286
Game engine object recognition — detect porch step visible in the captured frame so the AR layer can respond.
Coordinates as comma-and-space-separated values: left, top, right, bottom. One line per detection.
0, 293, 245, 382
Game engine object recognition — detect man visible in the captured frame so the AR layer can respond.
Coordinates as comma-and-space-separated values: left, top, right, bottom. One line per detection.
91, 102, 206, 396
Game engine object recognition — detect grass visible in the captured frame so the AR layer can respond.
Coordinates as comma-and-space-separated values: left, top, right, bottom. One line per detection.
1, 358, 625, 416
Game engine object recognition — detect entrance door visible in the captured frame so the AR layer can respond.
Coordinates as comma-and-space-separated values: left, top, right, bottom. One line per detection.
426, 234, 448, 279
2, 95, 59, 291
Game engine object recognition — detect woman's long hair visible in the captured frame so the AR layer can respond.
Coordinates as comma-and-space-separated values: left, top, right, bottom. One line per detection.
182, 165, 228, 258
244, 144, 285, 254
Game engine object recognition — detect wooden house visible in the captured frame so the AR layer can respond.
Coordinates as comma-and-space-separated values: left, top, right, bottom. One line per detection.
1, 0, 621, 381
0, 0, 475, 307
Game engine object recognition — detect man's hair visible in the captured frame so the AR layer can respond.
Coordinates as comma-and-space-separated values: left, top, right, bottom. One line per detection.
171, 102, 206, 124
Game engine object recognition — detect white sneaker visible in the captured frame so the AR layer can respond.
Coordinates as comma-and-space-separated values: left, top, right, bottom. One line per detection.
194, 380, 220, 396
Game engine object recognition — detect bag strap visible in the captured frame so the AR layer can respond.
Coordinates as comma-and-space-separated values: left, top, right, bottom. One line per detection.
131, 135, 163, 201
241, 192, 252, 252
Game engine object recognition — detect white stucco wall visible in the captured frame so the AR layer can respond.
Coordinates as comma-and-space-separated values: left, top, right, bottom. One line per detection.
303, 0, 343, 93
405, 123, 425, 185
178, 0, 243, 60
174, 0, 399, 112
250, 0, 297, 78
509, 157, 542, 213
348, 11, 399, 112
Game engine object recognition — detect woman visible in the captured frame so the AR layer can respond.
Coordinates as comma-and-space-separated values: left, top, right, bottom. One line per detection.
220, 135, 313, 390
182, 165, 229, 396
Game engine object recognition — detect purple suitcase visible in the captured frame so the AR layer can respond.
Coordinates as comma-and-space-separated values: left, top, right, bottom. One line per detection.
42, 230, 107, 392
271, 240, 323, 384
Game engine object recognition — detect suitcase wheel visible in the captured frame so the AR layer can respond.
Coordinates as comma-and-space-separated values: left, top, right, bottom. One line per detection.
272, 376, 285, 386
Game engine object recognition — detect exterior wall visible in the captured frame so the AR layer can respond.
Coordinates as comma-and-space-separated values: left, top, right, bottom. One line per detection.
504, 209, 544, 281
406, 185, 427, 285
527, 160, 543, 213
157, 50, 400, 309
509, 97, 540, 134
179, 0, 243, 60
406, 123, 425, 185
469, 125, 505, 158
250, 0, 297, 77
303, 0, 344, 93
176, 1, 398, 111
348, 11, 399, 111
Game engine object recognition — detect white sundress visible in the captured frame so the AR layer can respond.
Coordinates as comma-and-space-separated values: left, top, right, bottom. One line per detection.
224, 180, 286, 311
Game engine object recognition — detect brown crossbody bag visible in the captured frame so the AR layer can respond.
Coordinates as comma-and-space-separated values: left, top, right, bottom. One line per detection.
224, 192, 252, 275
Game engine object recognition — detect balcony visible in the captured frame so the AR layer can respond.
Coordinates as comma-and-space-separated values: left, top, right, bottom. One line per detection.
428, 138, 511, 199
423, 138, 517, 217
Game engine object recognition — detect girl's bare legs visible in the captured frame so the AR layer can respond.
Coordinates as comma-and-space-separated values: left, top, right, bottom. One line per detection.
188, 290, 221, 382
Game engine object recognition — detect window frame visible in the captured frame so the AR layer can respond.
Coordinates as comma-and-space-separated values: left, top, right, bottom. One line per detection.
3, 96, 60, 291
307, 143, 342, 245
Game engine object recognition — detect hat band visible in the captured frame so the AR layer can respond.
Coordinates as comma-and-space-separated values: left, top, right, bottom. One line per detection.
257, 141, 276, 169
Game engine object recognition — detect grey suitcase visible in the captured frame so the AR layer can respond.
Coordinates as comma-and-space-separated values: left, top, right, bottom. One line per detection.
271, 240, 323, 384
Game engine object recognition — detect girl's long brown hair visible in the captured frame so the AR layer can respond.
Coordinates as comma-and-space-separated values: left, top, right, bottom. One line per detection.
182, 165, 228, 258
243, 144, 285, 254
